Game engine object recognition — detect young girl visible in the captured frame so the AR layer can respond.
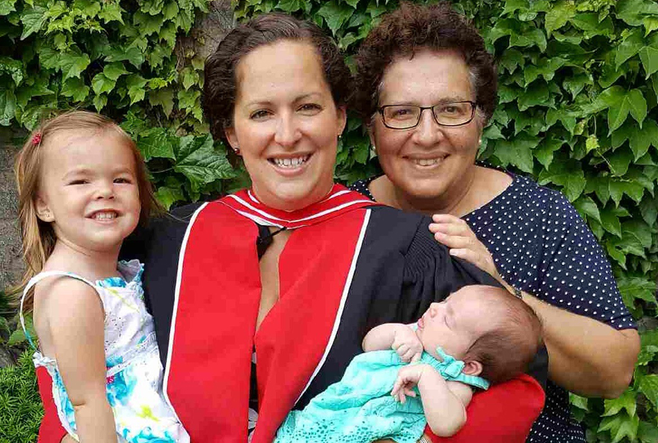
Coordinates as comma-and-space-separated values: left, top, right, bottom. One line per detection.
13, 111, 189, 443
275, 285, 543, 443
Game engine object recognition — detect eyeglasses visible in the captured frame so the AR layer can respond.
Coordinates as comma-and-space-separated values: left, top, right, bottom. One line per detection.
377, 101, 477, 130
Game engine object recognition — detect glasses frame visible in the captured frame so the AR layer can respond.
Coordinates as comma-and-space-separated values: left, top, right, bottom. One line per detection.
377, 101, 478, 130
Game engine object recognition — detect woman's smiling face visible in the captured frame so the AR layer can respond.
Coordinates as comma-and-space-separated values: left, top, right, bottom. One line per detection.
370, 49, 483, 205
225, 40, 346, 211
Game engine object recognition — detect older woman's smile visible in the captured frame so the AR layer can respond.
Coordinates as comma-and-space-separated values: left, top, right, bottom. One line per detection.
407, 155, 448, 168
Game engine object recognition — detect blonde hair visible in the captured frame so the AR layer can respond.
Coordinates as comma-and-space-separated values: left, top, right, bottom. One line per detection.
10, 110, 161, 312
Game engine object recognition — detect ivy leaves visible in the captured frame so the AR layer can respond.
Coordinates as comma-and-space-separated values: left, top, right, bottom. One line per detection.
0, 0, 217, 206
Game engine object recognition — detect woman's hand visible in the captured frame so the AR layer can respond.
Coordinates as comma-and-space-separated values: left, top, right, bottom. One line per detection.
429, 214, 501, 282
392, 326, 424, 363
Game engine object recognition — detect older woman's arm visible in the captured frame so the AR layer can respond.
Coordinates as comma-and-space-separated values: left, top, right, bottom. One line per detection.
429, 213, 639, 398
520, 292, 639, 398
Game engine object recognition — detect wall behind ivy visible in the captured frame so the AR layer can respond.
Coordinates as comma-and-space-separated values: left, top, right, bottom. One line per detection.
0, 0, 657, 442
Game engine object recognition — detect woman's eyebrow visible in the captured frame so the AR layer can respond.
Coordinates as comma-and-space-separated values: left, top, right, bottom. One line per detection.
243, 92, 323, 108
380, 95, 472, 106
243, 99, 273, 107
434, 96, 471, 104
294, 92, 322, 101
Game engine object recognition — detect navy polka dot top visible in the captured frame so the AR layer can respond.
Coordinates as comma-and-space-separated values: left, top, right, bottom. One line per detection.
350, 173, 636, 443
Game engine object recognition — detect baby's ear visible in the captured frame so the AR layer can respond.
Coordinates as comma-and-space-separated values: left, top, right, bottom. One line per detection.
462, 360, 483, 376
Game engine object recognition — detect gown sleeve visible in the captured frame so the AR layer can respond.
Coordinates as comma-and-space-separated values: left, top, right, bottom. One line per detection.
400, 217, 547, 442
398, 215, 501, 320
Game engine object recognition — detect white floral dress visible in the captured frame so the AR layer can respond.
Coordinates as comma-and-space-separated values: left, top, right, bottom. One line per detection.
20, 260, 189, 443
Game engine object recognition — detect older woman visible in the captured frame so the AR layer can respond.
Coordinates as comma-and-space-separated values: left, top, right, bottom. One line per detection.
36, 12, 544, 443
350, 3, 640, 442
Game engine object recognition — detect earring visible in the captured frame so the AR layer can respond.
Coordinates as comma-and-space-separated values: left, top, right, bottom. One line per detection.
233, 147, 240, 155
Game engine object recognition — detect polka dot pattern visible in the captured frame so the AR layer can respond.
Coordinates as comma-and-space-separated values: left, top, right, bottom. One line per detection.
350, 173, 636, 443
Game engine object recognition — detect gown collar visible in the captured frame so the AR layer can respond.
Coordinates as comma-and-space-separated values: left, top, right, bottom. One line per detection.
219, 183, 376, 229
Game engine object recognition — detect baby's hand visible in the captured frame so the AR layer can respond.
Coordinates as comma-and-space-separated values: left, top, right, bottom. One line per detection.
392, 326, 423, 363
391, 364, 429, 403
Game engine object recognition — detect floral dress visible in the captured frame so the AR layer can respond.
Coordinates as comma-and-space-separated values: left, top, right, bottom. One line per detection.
20, 260, 189, 443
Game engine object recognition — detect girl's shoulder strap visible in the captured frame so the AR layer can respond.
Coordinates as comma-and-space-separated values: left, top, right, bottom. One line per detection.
19, 271, 99, 350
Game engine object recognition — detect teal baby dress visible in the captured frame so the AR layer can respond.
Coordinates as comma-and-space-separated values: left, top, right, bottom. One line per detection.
275, 348, 489, 443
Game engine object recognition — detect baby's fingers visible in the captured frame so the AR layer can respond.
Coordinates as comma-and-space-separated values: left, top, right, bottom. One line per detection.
404, 387, 417, 398
402, 348, 418, 362
391, 378, 404, 397
394, 345, 409, 360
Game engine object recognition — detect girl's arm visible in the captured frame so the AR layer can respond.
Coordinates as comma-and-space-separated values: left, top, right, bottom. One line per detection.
392, 364, 472, 437
362, 323, 423, 362
41, 278, 116, 443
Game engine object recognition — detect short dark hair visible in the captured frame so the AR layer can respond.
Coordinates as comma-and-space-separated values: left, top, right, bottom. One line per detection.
353, 1, 497, 124
203, 13, 354, 148
464, 287, 543, 385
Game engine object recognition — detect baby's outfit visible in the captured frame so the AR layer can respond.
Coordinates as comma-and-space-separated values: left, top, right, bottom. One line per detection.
20, 260, 189, 443
275, 348, 489, 443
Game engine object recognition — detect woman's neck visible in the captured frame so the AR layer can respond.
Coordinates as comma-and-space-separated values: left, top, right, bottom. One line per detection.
372, 166, 512, 217
44, 240, 121, 281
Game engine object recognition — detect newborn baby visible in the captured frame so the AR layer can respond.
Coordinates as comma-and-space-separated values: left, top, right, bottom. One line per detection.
275, 285, 543, 442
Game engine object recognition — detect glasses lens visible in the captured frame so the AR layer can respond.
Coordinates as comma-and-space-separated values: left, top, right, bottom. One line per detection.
433, 102, 474, 126
382, 106, 421, 129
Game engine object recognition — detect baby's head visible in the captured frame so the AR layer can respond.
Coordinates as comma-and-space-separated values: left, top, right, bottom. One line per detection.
416, 285, 542, 384
13, 110, 159, 309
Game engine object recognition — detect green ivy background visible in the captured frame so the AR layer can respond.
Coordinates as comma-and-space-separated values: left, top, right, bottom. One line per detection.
0, 0, 657, 442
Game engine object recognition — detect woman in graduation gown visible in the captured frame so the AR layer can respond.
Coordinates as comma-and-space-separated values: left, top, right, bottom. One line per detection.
36, 12, 546, 443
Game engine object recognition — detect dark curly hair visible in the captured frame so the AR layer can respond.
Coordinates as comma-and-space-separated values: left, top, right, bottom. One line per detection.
203, 13, 353, 148
353, 1, 497, 125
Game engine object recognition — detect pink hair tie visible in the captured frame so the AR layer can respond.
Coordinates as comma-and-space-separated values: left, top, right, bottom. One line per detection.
32, 132, 42, 145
